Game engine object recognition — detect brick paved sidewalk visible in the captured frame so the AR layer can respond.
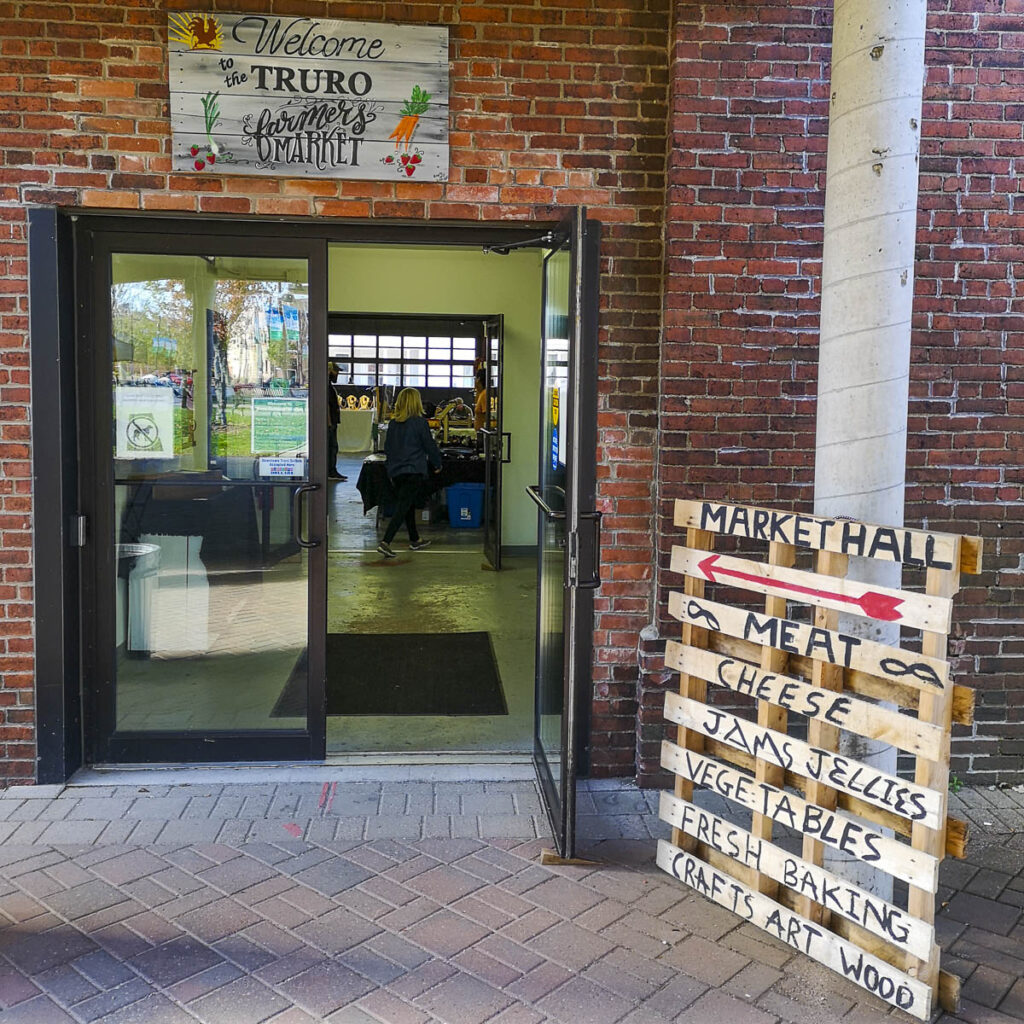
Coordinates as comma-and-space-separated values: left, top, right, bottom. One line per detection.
0, 775, 1020, 1024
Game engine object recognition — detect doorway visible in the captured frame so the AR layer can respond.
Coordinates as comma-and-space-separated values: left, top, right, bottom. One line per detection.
322, 245, 537, 756
51, 212, 599, 855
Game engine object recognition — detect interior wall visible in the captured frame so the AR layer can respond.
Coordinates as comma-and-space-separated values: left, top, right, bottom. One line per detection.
328, 244, 542, 549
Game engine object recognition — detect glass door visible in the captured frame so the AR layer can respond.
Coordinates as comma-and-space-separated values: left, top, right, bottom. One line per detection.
529, 211, 601, 858
80, 230, 327, 764
481, 315, 504, 570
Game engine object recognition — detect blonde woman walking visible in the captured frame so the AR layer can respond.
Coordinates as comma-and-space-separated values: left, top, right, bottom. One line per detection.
378, 387, 442, 558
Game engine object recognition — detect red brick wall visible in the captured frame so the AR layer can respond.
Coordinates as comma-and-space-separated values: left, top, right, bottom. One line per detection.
642, 0, 1024, 786
0, 0, 671, 782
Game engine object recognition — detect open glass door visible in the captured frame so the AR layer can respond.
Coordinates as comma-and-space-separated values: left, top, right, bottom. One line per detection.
80, 227, 327, 764
529, 211, 601, 857
481, 315, 504, 570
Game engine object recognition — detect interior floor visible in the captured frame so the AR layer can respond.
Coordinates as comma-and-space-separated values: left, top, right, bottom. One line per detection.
326, 451, 536, 754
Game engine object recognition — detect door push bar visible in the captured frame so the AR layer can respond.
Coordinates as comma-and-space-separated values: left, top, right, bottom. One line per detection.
526, 486, 602, 590
292, 483, 321, 549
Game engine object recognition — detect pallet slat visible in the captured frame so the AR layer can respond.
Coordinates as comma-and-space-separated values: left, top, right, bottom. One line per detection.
671, 545, 953, 634
657, 840, 933, 1020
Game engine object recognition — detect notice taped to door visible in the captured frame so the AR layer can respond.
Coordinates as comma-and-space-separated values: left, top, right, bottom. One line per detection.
659, 499, 983, 1020
168, 13, 449, 181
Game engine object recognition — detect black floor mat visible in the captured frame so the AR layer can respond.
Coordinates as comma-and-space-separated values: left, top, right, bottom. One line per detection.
271, 631, 507, 717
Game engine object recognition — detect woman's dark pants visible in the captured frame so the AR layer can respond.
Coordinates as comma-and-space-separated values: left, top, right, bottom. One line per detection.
382, 473, 424, 545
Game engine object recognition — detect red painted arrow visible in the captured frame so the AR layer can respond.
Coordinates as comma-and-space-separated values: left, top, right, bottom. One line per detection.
698, 554, 904, 621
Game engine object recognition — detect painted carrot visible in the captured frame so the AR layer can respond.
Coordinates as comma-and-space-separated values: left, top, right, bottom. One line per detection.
389, 86, 431, 150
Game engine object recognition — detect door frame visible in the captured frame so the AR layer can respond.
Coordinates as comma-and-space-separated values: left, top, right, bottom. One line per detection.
76, 222, 330, 765
29, 209, 587, 779
531, 211, 601, 857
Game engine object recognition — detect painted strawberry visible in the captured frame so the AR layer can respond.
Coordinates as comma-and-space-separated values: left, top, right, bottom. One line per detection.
207, 153, 216, 164
411, 154, 421, 164
400, 154, 410, 165
385, 154, 394, 163
190, 144, 199, 156
194, 159, 205, 170
405, 165, 415, 176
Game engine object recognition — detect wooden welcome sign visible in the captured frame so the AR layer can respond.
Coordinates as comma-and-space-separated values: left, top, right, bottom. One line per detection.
168, 13, 449, 181
658, 499, 983, 1020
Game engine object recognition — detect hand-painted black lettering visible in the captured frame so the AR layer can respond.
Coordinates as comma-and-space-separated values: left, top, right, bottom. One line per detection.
686, 599, 721, 631
879, 656, 943, 689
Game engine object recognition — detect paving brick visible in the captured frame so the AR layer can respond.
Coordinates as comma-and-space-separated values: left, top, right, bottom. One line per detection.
403, 909, 489, 957
505, 961, 574, 1002
0, 995, 78, 1023
32, 962, 99, 1006
660, 934, 748, 985
165, 961, 245, 1003
537, 975, 633, 1024
356, 988, 433, 1024
198, 856, 280, 895
416, 970, 513, 1024
962, 964, 1018, 1008
71, 979, 153, 1024
174, 896, 262, 942
521, 875, 605, 918
338, 943, 407, 985
292, 857, 373, 896
0, 963, 41, 1007
407, 864, 485, 904
128, 936, 225, 986
686, 988, 778, 1024
89, 992, 197, 1023
293, 905, 382, 954
999, 977, 1024, 1019
944, 891, 1022, 936
44, 879, 128, 920
277, 960, 375, 1017
0, 925, 98, 975
188, 975, 290, 1023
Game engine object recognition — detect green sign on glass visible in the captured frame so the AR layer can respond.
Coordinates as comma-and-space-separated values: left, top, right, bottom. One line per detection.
251, 397, 307, 453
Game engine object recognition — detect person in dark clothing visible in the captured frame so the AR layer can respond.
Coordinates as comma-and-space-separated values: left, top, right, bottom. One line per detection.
378, 387, 442, 558
327, 363, 346, 481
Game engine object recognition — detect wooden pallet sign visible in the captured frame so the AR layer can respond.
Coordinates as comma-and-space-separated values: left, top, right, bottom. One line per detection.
659, 499, 983, 1021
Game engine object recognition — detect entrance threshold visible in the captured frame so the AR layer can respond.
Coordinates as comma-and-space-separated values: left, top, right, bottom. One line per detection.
71, 756, 536, 788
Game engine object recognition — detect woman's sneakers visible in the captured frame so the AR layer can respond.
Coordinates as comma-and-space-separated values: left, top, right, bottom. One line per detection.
376, 541, 396, 558
409, 539, 431, 551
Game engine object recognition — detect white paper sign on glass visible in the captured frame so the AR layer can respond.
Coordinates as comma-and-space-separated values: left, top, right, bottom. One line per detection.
115, 386, 176, 460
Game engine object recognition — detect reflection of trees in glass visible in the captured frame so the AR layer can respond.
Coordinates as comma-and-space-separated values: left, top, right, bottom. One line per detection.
111, 280, 194, 375
214, 279, 306, 387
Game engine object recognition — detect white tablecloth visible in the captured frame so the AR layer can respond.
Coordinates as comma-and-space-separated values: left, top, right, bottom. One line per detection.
337, 408, 374, 452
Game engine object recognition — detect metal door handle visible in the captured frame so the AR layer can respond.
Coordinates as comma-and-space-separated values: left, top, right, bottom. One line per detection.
292, 483, 321, 549
526, 485, 566, 520
578, 510, 602, 590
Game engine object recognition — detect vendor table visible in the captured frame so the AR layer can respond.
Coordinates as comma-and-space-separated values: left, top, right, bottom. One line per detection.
356, 453, 485, 515
337, 408, 374, 452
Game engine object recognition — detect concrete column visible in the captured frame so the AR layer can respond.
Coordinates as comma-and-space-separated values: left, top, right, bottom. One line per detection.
814, 0, 928, 895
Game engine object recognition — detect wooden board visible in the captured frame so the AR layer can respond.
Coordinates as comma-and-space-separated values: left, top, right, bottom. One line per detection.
661, 741, 939, 891
671, 546, 953, 633
659, 792, 935, 960
668, 591, 950, 691
664, 693, 944, 828
675, 499, 960, 573
168, 13, 449, 180
666, 642, 946, 762
657, 840, 932, 1020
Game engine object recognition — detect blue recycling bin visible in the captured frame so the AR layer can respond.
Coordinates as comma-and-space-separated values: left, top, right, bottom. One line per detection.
446, 482, 484, 528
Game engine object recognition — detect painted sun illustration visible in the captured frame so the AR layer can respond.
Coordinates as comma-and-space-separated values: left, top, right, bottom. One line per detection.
168, 13, 224, 51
